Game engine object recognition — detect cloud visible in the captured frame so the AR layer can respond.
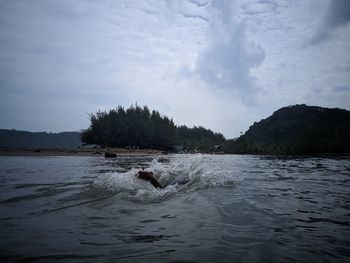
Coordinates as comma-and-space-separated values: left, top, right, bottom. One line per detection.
241, 2, 276, 15
0, 0, 349, 138
324, 0, 350, 28
0, 1, 131, 131
187, 0, 209, 8
306, 0, 350, 45
333, 85, 350, 92
193, 0, 265, 104
181, 12, 209, 23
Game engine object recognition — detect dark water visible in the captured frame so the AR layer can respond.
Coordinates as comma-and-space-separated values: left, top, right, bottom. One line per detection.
0, 154, 349, 262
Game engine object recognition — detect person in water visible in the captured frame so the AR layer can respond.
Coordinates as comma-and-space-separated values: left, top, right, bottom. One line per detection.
135, 170, 164, 189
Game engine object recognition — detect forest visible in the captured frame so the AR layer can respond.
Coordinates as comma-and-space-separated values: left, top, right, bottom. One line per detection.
81, 105, 225, 152
224, 104, 350, 154
81, 104, 350, 154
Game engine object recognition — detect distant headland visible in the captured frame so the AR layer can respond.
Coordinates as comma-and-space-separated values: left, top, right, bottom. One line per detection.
224, 104, 350, 155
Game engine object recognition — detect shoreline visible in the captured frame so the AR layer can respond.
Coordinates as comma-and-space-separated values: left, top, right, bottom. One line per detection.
0, 149, 348, 158
0, 148, 164, 157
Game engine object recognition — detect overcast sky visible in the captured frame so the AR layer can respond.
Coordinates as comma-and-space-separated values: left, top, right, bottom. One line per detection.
0, 0, 349, 138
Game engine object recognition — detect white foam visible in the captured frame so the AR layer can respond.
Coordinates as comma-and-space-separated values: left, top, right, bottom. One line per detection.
92, 154, 236, 202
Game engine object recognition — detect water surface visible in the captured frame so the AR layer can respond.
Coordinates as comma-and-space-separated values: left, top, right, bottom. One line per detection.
0, 154, 349, 262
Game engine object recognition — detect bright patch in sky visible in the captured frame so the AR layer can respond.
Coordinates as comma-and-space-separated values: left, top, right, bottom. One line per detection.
0, 0, 349, 138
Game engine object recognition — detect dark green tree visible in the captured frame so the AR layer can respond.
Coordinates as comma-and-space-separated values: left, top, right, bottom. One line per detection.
81, 105, 226, 151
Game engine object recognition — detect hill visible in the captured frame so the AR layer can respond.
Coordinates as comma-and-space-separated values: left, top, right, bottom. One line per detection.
0, 129, 82, 149
224, 104, 350, 154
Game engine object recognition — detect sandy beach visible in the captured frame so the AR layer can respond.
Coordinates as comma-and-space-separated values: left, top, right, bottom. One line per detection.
0, 148, 164, 157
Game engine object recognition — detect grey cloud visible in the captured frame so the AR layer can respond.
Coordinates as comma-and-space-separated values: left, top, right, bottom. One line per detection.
0, 1, 130, 131
181, 12, 209, 23
333, 85, 350, 92
306, 0, 350, 45
187, 0, 209, 8
325, 0, 350, 28
1, 0, 348, 137
210, 0, 233, 24
335, 64, 350, 73
194, 1, 265, 104
241, 2, 276, 15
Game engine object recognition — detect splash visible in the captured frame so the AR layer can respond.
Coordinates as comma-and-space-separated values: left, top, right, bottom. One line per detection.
93, 155, 236, 202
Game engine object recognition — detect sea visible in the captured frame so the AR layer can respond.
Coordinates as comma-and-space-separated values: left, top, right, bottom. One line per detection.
0, 154, 349, 262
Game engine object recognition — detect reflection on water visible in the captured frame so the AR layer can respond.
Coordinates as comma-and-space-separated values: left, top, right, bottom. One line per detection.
0, 155, 349, 262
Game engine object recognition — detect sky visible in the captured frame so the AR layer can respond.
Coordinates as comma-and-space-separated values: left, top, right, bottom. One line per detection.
0, 0, 349, 138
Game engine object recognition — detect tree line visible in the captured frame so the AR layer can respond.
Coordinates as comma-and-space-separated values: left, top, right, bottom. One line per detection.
81, 105, 225, 151
81, 104, 349, 154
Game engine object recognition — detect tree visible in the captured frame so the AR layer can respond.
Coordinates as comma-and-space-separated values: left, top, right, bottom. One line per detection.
81, 105, 226, 151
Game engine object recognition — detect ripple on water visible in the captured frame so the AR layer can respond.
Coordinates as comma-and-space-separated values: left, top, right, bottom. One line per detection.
0, 155, 349, 262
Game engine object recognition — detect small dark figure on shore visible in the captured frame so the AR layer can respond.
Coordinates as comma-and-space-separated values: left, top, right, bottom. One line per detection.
104, 152, 117, 158
135, 170, 164, 189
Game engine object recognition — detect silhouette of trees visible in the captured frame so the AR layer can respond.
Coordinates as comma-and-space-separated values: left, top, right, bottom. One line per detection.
178, 125, 225, 152
81, 105, 225, 151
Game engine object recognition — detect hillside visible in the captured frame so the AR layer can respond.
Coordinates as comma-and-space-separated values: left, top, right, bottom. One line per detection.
224, 104, 350, 154
0, 129, 82, 149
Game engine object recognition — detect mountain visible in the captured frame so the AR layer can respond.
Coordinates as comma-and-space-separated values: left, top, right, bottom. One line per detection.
0, 129, 82, 149
224, 104, 350, 154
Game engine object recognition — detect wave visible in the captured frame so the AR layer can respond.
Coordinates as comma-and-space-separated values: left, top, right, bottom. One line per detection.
92, 154, 236, 202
